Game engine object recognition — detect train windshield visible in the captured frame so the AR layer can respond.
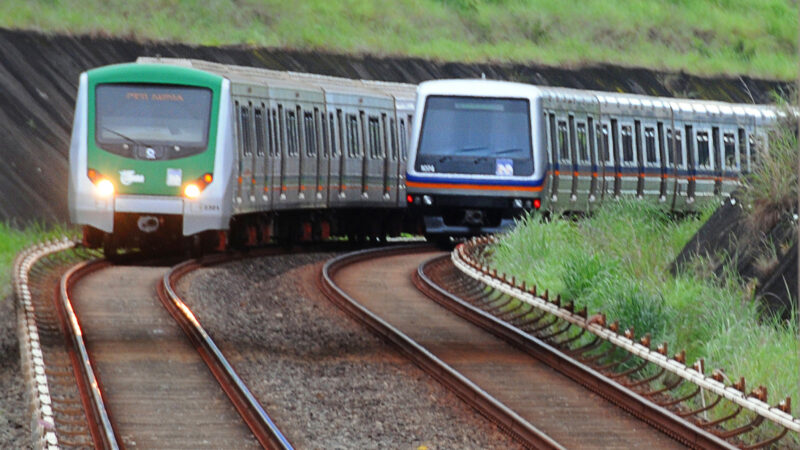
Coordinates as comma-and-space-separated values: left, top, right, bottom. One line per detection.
95, 83, 212, 160
415, 96, 533, 176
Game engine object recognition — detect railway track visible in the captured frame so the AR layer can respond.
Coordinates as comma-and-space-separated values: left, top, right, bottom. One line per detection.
14, 240, 291, 449
320, 245, 699, 448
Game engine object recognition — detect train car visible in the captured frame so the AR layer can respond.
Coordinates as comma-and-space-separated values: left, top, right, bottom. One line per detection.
68, 58, 416, 256
406, 79, 777, 240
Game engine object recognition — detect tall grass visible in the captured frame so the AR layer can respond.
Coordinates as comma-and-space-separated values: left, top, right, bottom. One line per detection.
0, 0, 796, 79
492, 201, 799, 420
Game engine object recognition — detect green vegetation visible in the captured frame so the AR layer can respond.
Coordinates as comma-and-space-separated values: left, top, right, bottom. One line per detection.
490, 201, 799, 422
1, 0, 797, 79
0, 223, 71, 298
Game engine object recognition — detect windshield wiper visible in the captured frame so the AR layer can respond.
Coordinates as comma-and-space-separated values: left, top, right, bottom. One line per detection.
102, 127, 151, 148
495, 147, 523, 155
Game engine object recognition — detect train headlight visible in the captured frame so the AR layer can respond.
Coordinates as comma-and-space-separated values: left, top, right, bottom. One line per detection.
95, 179, 115, 198
87, 169, 115, 198
422, 195, 433, 206
182, 173, 213, 199
512, 198, 523, 209
184, 183, 201, 199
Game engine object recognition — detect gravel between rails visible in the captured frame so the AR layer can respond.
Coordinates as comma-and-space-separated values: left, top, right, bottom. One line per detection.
0, 295, 27, 449
177, 252, 523, 449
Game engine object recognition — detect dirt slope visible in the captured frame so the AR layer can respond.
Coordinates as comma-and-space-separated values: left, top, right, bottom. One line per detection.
0, 27, 788, 225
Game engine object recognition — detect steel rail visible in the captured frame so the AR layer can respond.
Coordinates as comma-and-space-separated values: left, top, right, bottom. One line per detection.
319, 245, 564, 450
60, 258, 120, 450
160, 259, 293, 450
416, 254, 734, 449
452, 236, 800, 441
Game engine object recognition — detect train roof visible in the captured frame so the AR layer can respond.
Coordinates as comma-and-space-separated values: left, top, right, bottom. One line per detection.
417, 78, 779, 123
135, 57, 417, 104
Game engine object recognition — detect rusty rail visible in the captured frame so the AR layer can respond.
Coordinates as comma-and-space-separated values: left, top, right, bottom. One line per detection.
159, 259, 293, 450
450, 235, 799, 448
318, 245, 564, 450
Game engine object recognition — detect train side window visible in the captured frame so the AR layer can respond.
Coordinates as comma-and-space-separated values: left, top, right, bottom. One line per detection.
620, 125, 634, 165
390, 118, 398, 160
368, 116, 381, 159
239, 103, 252, 156
696, 131, 711, 169
576, 122, 589, 164
346, 114, 360, 157
665, 128, 683, 168
644, 127, 657, 165
557, 120, 570, 164
597, 123, 611, 165
286, 109, 299, 157
749, 133, 761, 168
723, 132, 737, 171
302, 111, 317, 157
254, 107, 265, 157
738, 128, 748, 173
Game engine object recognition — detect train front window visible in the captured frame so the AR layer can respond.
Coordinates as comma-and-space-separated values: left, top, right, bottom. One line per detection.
95, 84, 212, 160
415, 96, 533, 176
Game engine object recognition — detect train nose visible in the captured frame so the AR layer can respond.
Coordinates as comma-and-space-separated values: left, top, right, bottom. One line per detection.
137, 215, 160, 233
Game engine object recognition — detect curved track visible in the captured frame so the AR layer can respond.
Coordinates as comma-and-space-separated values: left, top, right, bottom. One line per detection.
16, 241, 293, 449
319, 245, 692, 448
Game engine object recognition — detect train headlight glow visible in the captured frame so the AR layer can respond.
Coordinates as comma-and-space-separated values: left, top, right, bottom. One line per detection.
184, 183, 201, 199
94, 179, 115, 198
422, 195, 433, 206
512, 199, 523, 209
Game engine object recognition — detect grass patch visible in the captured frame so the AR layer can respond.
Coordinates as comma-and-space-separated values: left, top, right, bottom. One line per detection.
491, 200, 799, 426
0, 0, 797, 79
0, 223, 72, 299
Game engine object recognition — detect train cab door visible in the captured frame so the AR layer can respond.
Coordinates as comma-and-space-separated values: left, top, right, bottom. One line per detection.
233, 98, 257, 213
616, 119, 639, 197
571, 115, 592, 213
640, 121, 662, 202
551, 114, 573, 212
396, 113, 412, 208
383, 113, 398, 206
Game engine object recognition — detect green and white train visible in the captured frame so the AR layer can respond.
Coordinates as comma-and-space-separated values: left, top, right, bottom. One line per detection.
68, 58, 416, 256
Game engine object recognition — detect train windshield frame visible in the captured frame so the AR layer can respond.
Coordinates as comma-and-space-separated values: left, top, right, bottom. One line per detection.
415, 95, 533, 176
94, 83, 213, 160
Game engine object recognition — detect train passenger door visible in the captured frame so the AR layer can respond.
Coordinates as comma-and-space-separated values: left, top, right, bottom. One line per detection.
664, 123, 689, 211
595, 120, 614, 203
719, 128, 741, 197
265, 105, 281, 211
362, 112, 387, 206
326, 110, 343, 206
299, 107, 320, 208
640, 122, 662, 201
342, 108, 364, 205
616, 120, 638, 197
277, 104, 302, 208
396, 114, 412, 208
690, 125, 717, 207
252, 103, 268, 211
316, 107, 330, 208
